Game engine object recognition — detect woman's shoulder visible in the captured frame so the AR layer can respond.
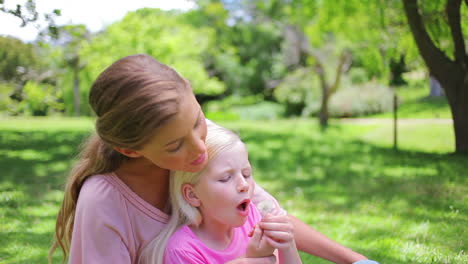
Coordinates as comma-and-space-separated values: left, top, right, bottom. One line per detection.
77, 173, 170, 223
79, 174, 122, 203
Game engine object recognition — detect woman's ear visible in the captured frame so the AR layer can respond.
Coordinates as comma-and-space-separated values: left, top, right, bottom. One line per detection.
182, 183, 200, 207
113, 147, 142, 158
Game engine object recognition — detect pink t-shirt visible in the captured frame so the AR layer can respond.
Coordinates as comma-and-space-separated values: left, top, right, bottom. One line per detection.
164, 203, 262, 264
69, 173, 282, 264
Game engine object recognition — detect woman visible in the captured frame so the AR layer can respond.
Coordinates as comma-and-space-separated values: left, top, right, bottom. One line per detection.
49, 54, 376, 264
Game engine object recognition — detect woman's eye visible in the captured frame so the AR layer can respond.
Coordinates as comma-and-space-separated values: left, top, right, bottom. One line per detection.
167, 142, 183, 153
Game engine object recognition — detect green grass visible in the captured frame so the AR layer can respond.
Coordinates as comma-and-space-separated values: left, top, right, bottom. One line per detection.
369, 79, 452, 119
1, 117, 466, 264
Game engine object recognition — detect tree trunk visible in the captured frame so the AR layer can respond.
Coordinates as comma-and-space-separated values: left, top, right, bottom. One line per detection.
319, 88, 329, 128
402, 0, 468, 153
73, 67, 80, 117
443, 66, 468, 153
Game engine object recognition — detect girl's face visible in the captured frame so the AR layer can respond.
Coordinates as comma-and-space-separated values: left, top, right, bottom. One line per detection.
192, 141, 255, 229
135, 93, 208, 172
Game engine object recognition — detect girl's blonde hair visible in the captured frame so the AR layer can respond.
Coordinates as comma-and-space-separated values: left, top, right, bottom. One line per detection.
140, 123, 243, 264
49, 54, 190, 263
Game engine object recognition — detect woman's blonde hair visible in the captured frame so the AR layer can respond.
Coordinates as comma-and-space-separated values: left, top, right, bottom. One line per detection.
140, 123, 243, 264
49, 54, 190, 263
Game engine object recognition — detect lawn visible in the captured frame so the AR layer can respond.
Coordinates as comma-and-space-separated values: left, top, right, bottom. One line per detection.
0, 117, 466, 264
369, 78, 452, 119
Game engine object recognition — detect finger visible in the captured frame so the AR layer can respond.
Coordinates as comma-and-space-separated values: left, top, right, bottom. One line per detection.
265, 236, 289, 249
248, 227, 254, 237
261, 214, 290, 223
263, 230, 293, 242
258, 222, 293, 233
250, 225, 263, 245
250, 255, 277, 264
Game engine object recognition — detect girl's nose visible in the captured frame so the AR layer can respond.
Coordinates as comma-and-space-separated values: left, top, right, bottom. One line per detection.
237, 176, 249, 193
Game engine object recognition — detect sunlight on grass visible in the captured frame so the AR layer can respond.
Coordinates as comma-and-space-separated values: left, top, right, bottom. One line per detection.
1, 117, 466, 264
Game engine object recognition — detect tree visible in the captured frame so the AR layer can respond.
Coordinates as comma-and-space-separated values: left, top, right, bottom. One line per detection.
402, 0, 468, 153
0, 0, 61, 38
311, 49, 352, 128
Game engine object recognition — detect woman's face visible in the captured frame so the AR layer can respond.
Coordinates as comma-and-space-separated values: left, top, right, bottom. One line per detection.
136, 93, 208, 172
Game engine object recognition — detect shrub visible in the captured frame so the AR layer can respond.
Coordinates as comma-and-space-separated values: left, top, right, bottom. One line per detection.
18, 81, 64, 116
329, 82, 395, 117
273, 68, 320, 116
203, 95, 284, 121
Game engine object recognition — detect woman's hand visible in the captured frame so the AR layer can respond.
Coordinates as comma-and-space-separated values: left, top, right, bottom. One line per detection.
259, 214, 295, 249
246, 224, 276, 258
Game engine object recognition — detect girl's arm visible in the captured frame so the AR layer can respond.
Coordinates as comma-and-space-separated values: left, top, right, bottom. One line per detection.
289, 215, 368, 264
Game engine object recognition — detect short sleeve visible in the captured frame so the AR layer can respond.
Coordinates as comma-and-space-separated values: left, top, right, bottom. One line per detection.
252, 181, 287, 217
164, 248, 206, 264
68, 178, 133, 264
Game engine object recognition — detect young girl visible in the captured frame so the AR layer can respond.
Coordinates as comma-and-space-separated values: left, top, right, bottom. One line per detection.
49, 54, 377, 264
141, 124, 302, 264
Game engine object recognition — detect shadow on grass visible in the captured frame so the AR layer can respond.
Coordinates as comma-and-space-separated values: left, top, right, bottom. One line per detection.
235, 124, 467, 263
0, 129, 89, 264
1, 125, 466, 264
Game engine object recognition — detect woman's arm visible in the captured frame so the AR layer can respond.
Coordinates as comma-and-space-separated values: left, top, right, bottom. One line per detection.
225, 256, 276, 264
289, 215, 367, 264
253, 182, 369, 263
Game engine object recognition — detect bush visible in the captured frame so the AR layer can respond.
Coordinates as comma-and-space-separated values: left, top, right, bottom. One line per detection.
18, 81, 64, 116
273, 68, 320, 116
0, 82, 19, 115
329, 82, 395, 117
232, 101, 285, 120
203, 95, 284, 121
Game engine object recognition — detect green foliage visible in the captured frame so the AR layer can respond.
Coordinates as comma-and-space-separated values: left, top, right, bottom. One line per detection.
349, 67, 370, 84
1, 118, 465, 263
0, 82, 17, 114
273, 67, 319, 116
80, 8, 225, 103
370, 77, 452, 119
204, 95, 284, 120
17, 81, 63, 116
0, 36, 37, 82
328, 82, 395, 117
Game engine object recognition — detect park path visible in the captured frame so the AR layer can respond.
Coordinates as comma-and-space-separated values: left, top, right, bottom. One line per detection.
338, 118, 453, 125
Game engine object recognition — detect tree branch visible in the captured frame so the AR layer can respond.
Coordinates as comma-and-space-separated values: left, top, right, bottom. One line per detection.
446, 0, 467, 66
330, 51, 351, 96
402, 0, 452, 73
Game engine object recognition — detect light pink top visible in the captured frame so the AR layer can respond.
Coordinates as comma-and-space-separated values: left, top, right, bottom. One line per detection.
69, 173, 282, 264
164, 203, 262, 264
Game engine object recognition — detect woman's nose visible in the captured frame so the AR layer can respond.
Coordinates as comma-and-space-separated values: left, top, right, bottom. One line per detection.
189, 131, 206, 155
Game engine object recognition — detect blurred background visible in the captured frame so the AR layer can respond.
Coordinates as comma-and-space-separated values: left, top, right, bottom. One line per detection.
0, 0, 467, 263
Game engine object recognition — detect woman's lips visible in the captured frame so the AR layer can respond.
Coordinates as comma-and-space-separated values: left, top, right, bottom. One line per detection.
191, 152, 206, 165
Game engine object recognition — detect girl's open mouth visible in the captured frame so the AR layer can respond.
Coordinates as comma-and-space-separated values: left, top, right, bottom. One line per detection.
236, 199, 250, 216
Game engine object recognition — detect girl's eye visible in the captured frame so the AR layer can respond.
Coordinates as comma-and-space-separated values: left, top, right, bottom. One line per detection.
219, 175, 231, 182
